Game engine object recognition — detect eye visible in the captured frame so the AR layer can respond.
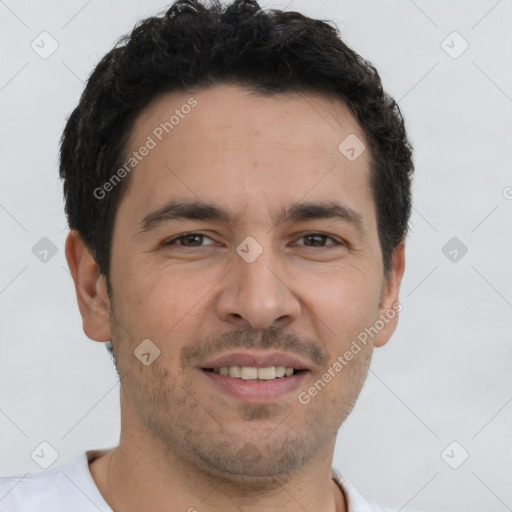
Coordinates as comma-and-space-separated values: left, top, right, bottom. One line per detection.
163, 232, 216, 247
162, 232, 345, 250
294, 232, 344, 248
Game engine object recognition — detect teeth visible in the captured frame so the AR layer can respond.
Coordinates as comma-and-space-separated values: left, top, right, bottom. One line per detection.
257, 367, 276, 380
229, 366, 241, 378
240, 366, 258, 379
213, 366, 296, 380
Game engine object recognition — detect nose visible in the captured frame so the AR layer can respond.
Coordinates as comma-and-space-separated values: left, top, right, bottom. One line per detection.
215, 246, 301, 331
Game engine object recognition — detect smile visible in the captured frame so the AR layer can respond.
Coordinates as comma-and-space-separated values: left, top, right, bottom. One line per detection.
207, 365, 299, 380
201, 367, 309, 402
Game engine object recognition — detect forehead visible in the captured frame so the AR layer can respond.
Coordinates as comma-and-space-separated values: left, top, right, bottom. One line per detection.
131, 84, 368, 154
117, 83, 375, 232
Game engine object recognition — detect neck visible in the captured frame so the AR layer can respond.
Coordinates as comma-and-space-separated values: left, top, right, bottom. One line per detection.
90, 435, 346, 512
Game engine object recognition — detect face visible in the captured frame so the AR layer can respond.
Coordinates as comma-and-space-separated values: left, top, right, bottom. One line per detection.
77, 84, 404, 483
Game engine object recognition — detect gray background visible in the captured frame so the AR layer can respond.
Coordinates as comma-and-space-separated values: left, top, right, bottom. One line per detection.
1, 1, 511, 511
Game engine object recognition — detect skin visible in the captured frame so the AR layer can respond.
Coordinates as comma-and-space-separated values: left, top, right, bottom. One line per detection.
66, 83, 405, 512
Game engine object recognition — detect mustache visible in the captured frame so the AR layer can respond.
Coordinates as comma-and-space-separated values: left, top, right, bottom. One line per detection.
180, 326, 329, 368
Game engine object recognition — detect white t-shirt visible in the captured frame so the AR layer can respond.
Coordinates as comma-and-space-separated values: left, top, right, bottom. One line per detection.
0, 449, 412, 512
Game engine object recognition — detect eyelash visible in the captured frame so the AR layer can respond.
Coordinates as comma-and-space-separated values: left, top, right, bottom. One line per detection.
163, 232, 345, 249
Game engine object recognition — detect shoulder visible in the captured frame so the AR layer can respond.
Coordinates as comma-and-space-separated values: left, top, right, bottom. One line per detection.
0, 463, 67, 511
332, 468, 420, 512
0, 451, 110, 512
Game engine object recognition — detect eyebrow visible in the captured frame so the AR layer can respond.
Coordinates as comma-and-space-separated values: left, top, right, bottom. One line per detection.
138, 199, 366, 235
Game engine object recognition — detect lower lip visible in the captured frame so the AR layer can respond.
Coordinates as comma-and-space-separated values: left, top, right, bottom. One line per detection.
201, 369, 309, 402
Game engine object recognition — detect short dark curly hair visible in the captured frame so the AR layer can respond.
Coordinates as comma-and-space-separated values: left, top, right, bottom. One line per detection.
59, 0, 413, 287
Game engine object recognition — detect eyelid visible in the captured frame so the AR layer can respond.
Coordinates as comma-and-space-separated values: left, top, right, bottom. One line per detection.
163, 231, 347, 248
163, 231, 217, 246
292, 231, 345, 247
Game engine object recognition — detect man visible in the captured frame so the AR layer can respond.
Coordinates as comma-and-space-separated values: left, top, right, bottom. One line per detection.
0, 0, 415, 510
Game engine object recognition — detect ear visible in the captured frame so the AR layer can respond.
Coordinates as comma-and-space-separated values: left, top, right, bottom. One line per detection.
373, 242, 406, 348
65, 230, 112, 342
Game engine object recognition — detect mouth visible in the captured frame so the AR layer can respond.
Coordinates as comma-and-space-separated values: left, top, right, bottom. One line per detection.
198, 352, 311, 402
202, 366, 306, 380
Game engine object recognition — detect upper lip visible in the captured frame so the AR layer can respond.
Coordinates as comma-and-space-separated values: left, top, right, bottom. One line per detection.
200, 351, 311, 371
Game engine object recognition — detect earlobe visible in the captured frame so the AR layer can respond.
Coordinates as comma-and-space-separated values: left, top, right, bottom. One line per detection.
64, 230, 112, 342
373, 242, 406, 348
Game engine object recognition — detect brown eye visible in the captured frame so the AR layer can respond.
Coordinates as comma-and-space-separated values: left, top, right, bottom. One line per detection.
164, 233, 215, 247
295, 233, 342, 247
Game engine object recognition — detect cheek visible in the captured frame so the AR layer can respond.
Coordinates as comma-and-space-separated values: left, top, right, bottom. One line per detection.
112, 243, 383, 341
300, 264, 382, 329
116, 261, 219, 340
